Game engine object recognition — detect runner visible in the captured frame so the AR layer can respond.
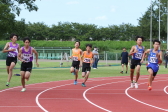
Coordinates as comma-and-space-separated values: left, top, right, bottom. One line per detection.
18, 37, 39, 92
81, 44, 94, 87
129, 36, 145, 88
70, 41, 82, 85
2, 34, 20, 87
141, 40, 162, 90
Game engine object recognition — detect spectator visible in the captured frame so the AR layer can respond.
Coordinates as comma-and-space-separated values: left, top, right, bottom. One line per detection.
92, 47, 99, 69
120, 47, 129, 74
164, 50, 168, 68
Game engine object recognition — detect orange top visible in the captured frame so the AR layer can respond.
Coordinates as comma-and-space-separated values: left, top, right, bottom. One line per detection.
72, 48, 82, 61
82, 51, 93, 63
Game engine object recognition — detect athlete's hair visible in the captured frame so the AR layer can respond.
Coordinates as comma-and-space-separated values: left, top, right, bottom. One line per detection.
75, 41, 80, 46
153, 40, 161, 45
86, 44, 92, 48
10, 33, 18, 39
123, 47, 126, 49
23, 37, 31, 43
135, 36, 144, 42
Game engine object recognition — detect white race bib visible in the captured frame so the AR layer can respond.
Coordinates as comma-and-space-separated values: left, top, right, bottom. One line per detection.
135, 53, 142, 59
83, 58, 90, 63
150, 57, 157, 63
73, 56, 78, 61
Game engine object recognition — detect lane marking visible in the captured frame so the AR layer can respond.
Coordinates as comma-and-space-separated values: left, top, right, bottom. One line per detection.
125, 80, 168, 112
83, 80, 132, 112
0, 106, 38, 107
83, 77, 168, 112
164, 86, 168, 94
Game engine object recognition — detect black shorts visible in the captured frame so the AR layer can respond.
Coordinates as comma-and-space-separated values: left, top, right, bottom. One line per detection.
71, 61, 80, 70
130, 59, 141, 69
121, 61, 128, 65
21, 62, 32, 73
147, 67, 157, 76
6, 57, 17, 66
82, 63, 91, 72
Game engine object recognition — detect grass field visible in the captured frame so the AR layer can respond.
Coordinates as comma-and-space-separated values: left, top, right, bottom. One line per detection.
0, 59, 167, 90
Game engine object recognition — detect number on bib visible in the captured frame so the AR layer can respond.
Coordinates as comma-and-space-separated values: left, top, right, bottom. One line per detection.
150, 57, 157, 63
73, 57, 78, 61
135, 53, 142, 59
83, 58, 90, 63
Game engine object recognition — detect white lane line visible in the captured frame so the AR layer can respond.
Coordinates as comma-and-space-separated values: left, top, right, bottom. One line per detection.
0, 106, 38, 107
35, 77, 131, 112
86, 93, 125, 94
39, 98, 84, 100
83, 80, 132, 112
164, 86, 168, 94
125, 80, 168, 112
83, 77, 168, 112
35, 83, 73, 112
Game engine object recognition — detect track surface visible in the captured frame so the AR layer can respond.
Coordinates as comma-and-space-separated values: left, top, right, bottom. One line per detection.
0, 74, 168, 112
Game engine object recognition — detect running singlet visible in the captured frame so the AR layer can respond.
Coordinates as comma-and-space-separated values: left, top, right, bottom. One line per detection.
132, 45, 144, 60
22, 47, 33, 62
148, 49, 160, 65
83, 51, 93, 63
7, 42, 19, 57
72, 48, 81, 61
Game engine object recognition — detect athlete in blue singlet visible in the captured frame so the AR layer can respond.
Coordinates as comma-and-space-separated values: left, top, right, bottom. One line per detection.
141, 40, 162, 91
129, 36, 145, 89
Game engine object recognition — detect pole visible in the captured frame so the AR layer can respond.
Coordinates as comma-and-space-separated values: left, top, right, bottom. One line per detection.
150, 0, 153, 49
159, 0, 160, 41
167, 0, 168, 49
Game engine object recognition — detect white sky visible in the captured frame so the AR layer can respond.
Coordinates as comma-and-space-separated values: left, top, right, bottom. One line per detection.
15, 0, 152, 27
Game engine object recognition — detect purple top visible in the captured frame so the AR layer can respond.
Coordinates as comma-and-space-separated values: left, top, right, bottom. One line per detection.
22, 47, 33, 62
7, 42, 19, 57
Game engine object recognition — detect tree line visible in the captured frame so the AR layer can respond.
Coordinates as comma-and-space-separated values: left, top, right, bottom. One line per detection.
0, 0, 168, 41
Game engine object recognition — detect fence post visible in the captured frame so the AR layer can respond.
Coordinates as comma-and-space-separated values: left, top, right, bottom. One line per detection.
106, 53, 107, 65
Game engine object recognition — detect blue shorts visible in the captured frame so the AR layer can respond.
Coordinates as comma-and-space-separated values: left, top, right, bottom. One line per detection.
147, 64, 159, 76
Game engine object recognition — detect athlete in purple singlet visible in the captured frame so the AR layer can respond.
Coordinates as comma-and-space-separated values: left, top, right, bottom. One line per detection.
3, 34, 20, 87
18, 37, 39, 92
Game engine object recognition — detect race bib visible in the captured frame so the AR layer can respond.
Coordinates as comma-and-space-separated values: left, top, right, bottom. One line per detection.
73, 56, 78, 61
150, 57, 157, 63
23, 58, 30, 62
83, 58, 90, 63
8, 52, 15, 57
135, 53, 142, 59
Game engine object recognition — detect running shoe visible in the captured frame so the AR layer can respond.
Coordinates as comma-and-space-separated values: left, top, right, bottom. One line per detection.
134, 82, 138, 89
74, 80, 77, 85
148, 86, 152, 91
6, 82, 10, 87
120, 71, 123, 74
130, 82, 134, 88
21, 88, 26, 92
81, 83, 86, 87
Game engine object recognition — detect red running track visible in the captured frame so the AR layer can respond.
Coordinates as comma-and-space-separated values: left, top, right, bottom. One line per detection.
0, 74, 168, 112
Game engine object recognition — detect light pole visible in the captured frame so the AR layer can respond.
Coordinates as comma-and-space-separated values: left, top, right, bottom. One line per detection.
167, 0, 168, 49
159, 0, 161, 41
150, 0, 153, 49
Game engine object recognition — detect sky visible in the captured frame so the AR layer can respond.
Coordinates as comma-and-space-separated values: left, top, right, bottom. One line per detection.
15, 0, 152, 27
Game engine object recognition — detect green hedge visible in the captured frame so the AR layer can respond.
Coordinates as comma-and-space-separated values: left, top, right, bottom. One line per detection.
0, 40, 167, 52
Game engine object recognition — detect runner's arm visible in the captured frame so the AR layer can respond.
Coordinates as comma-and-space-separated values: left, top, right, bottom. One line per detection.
158, 51, 163, 64
18, 48, 24, 62
129, 46, 136, 55
141, 49, 150, 63
2, 42, 15, 53
32, 48, 38, 64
